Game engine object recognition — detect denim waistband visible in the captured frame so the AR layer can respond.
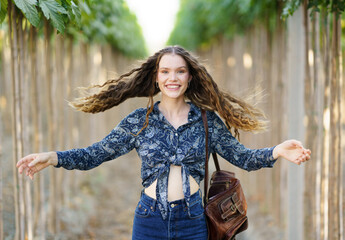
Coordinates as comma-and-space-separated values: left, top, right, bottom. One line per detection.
140, 189, 202, 212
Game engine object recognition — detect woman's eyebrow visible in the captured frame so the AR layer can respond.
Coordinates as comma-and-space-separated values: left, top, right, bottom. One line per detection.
159, 66, 188, 69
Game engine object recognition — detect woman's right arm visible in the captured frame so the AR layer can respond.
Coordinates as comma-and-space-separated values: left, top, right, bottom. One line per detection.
17, 108, 145, 180
55, 124, 135, 170
17, 126, 134, 180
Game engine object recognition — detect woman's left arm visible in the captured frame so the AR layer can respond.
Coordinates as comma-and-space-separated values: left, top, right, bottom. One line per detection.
208, 112, 311, 171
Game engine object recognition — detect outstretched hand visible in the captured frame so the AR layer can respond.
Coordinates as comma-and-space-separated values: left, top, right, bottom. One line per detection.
16, 152, 58, 180
273, 140, 311, 165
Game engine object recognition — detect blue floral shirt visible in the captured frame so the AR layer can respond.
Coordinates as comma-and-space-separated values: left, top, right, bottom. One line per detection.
56, 101, 277, 219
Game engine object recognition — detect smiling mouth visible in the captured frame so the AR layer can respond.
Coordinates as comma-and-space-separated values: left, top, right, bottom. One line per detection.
165, 84, 180, 90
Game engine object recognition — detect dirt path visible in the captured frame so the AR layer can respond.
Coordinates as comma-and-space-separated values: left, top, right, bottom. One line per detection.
238, 202, 284, 240
83, 152, 142, 240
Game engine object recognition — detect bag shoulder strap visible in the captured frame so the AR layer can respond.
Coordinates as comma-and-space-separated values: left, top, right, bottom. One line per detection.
201, 110, 220, 203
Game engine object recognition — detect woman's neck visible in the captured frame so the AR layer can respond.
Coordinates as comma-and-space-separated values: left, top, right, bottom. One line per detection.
158, 98, 190, 130
159, 98, 189, 118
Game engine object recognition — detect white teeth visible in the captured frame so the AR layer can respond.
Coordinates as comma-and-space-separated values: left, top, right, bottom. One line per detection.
166, 85, 179, 89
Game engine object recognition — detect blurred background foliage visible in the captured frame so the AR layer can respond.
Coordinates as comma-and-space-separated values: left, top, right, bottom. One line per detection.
282, 0, 345, 18
168, 0, 345, 51
71, 0, 147, 58
168, 0, 280, 50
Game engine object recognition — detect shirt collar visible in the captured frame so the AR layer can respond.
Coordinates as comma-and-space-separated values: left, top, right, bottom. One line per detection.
186, 101, 202, 122
151, 101, 201, 123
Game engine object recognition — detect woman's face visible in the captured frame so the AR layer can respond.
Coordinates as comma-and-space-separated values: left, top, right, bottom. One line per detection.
156, 54, 191, 101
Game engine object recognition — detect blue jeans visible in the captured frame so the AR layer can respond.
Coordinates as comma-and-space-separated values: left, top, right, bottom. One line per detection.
132, 190, 208, 240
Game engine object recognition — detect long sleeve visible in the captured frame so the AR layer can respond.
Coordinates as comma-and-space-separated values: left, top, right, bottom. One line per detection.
208, 112, 277, 171
55, 109, 144, 170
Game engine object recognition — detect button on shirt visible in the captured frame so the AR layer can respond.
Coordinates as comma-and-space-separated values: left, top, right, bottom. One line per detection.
56, 101, 277, 219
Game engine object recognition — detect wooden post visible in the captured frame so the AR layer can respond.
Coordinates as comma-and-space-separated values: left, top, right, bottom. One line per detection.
43, 19, 57, 235
328, 12, 341, 240
8, 1, 23, 239
286, 6, 306, 240
0, 112, 3, 240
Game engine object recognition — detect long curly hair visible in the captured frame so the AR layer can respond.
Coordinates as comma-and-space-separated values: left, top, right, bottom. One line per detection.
70, 46, 267, 138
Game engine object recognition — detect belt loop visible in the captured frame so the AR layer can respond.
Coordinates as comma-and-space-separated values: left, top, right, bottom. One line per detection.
187, 205, 191, 218
185, 197, 191, 217
151, 197, 156, 212
140, 189, 156, 212
198, 189, 202, 198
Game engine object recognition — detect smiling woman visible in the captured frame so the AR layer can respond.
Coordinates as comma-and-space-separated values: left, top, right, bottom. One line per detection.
156, 54, 191, 102
17, 46, 310, 240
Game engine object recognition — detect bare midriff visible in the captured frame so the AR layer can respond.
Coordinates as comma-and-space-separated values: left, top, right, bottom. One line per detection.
144, 164, 200, 201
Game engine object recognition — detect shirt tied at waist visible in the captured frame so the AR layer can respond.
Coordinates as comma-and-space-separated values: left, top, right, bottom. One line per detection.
156, 163, 193, 219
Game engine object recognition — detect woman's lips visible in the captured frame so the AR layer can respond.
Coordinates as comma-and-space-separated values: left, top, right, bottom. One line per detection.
165, 84, 180, 90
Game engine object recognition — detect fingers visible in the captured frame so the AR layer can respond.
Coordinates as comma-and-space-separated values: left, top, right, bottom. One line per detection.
17, 154, 40, 178
17, 154, 36, 168
26, 168, 36, 180
288, 140, 312, 165
303, 149, 311, 161
295, 151, 311, 165
17, 152, 53, 180
305, 149, 311, 155
22, 164, 39, 180
18, 159, 32, 174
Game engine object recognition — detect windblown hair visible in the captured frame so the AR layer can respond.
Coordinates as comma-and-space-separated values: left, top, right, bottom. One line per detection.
70, 46, 267, 138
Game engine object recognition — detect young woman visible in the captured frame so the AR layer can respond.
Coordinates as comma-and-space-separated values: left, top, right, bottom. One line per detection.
17, 46, 311, 239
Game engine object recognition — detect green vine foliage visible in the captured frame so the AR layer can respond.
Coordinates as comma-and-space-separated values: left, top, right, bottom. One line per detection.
282, 0, 345, 19
281, 0, 303, 19
68, 0, 147, 58
0, 0, 7, 22
0, 0, 81, 33
168, 0, 279, 51
0, 0, 147, 58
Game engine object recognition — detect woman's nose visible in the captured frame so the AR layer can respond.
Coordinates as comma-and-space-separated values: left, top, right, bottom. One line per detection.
170, 72, 177, 80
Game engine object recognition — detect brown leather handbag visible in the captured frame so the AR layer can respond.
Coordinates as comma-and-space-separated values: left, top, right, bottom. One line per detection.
202, 110, 248, 240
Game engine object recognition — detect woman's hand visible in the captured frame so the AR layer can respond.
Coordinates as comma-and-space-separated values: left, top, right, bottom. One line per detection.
17, 152, 58, 180
273, 140, 311, 165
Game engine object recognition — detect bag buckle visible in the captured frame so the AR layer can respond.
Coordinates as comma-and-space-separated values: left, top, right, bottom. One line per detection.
220, 192, 244, 221
232, 192, 245, 215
